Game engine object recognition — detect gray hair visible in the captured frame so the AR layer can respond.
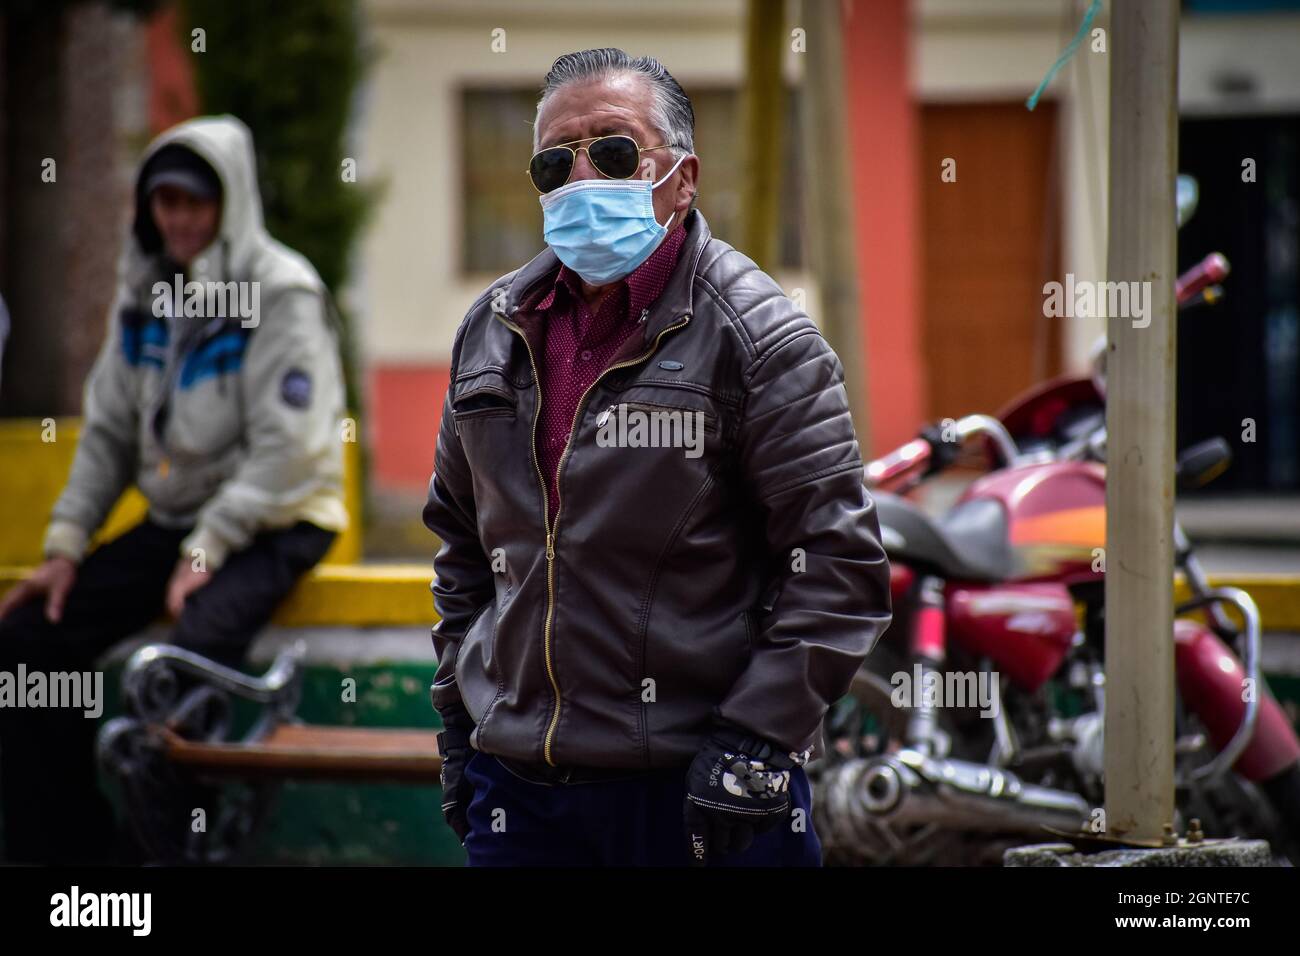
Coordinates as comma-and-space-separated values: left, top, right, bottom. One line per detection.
533, 48, 695, 160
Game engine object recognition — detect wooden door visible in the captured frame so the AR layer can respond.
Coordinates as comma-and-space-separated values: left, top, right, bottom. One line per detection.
919, 101, 1061, 419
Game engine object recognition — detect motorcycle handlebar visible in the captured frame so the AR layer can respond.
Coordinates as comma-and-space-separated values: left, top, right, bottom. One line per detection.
865, 416, 1022, 489
865, 438, 931, 489
1176, 252, 1230, 305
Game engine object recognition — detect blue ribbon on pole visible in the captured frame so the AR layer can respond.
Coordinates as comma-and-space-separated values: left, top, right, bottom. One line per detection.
1026, 0, 1103, 111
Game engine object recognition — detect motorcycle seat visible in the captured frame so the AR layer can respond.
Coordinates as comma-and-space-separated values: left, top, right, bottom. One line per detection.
873, 491, 1015, 582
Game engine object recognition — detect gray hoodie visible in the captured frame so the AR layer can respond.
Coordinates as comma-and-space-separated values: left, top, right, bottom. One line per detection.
43, 115, 347, 570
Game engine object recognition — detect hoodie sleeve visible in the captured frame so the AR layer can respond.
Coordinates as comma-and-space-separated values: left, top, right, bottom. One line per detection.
43, 285, 142, 562
179, 286, 345, 570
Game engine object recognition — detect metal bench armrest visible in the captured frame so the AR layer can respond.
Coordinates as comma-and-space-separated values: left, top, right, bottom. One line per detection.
121, 641, 305, 730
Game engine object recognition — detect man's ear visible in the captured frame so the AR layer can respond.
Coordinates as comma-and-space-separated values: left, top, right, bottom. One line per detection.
678, 155, 699, 213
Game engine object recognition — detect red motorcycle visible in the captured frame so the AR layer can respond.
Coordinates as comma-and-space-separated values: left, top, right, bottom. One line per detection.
812, 251, 1300, 865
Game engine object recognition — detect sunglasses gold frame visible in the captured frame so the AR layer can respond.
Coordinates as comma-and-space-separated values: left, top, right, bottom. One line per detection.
526, 134, 678, 195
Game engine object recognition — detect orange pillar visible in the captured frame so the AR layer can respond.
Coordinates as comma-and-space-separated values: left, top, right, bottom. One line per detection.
840, 0, 925, 456
146, 6, 198, 135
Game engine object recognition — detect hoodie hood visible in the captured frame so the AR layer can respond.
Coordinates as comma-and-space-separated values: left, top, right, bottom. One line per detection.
126, 114, 321, 296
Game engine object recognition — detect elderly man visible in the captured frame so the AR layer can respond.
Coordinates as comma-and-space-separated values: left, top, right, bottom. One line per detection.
0, 115, 346, 863
425, 48, 891, 867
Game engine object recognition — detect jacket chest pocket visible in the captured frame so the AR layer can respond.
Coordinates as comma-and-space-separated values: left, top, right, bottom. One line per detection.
451, 368, 520, 435
595, 400, 719, 436
591, 379, 733, 463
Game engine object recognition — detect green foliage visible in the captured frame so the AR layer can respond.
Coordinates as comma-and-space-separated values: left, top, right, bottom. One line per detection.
181, 0, 374, 516
182, 0, 370, 296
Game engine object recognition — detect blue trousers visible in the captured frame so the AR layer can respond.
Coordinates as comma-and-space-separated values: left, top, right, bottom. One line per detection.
462, 751, 823, 867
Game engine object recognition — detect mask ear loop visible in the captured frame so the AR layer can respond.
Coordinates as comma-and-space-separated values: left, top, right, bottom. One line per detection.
651, 152, 692, 229
650, 152, 690, 190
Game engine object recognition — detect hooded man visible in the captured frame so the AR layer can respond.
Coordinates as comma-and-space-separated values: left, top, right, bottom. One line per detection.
0, 115, 347, 864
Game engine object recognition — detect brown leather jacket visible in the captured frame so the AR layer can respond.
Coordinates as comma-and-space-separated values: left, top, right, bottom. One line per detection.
423, 209, 891, 770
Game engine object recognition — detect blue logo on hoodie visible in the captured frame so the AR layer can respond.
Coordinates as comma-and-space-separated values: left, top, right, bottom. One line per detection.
179, 327, 251, 389
280, 368, 312, 408
119, 308, 168, 369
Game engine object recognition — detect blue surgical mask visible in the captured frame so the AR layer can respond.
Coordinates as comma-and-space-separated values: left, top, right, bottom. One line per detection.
540, 153, 689, 286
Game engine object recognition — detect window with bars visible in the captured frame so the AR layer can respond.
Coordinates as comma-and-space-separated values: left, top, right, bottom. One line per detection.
459, 86, 804, 275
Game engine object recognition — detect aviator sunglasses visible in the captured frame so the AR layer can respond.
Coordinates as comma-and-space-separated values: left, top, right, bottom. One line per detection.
527, 134, 681, 195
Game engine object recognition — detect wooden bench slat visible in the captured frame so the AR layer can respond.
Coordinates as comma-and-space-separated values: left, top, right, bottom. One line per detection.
159, 725, 443, 783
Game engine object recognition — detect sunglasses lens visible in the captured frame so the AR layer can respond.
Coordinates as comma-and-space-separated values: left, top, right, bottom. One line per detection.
588, 136, 641, 179
530, 148, 574, 193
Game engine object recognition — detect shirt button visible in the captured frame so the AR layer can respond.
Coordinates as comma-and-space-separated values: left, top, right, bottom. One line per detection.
580, 350, 592, 361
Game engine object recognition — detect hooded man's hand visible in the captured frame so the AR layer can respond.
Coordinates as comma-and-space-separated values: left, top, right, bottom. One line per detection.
166, 558, 214, 618
0, 556, 77, 623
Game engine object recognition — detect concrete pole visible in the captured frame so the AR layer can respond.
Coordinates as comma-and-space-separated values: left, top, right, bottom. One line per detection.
1103, 0, 1180, 845
799, 0, 867, 447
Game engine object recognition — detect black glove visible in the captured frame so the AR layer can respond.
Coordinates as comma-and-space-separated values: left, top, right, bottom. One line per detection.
435, 702, 476, 845
919, 420, 962, 476
683, 718, 810, 866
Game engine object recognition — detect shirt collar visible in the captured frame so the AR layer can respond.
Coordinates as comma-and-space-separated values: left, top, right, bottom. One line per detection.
530, 223, 688, 321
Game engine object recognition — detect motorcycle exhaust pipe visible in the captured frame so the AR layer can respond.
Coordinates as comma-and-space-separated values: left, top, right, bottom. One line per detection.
818, 752, 1091, 853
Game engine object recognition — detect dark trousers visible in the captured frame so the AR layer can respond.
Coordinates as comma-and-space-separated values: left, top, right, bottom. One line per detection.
462, 751, 823, 867
0, 518, 335, 864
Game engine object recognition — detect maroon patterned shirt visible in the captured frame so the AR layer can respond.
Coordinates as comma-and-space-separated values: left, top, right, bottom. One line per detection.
531, 224, 687, 525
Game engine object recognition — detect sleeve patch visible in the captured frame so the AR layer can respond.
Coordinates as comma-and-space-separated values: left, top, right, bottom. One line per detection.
280, 368, 313, 408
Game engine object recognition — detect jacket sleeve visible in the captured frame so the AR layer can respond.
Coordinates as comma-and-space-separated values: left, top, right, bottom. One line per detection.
43, 286, 141, 562
180, 287, 345, 570
716, 324, 893, 758
421, 320, 496, 716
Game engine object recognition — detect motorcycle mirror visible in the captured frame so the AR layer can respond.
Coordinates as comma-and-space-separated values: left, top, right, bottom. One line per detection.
1176, 437, 1232, 491
1176, 174, 1199, 228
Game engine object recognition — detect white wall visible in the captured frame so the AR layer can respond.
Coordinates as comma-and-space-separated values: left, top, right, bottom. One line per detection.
356, 0, 1300, 374
358, 0, 760, 366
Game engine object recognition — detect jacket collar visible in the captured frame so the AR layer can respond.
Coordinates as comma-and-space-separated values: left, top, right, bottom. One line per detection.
502, 208, 712, 344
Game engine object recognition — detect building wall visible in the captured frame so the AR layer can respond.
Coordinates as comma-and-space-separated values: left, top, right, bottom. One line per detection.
357, 0, 814, 491
356, 0, 1300, 491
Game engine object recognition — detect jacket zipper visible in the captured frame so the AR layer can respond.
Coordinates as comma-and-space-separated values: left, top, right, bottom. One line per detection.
498, 311, 691, 765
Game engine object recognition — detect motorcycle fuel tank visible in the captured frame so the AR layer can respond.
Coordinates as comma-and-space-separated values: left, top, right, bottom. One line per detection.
960, 461, 1106, 585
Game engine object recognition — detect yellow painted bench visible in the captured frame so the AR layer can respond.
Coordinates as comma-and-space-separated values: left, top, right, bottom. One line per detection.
0, 562, 1296, 631
0, 562, 435, 627
0, 418, 362, 567
0, 417, 438, 628
3, 419, 1300, 631
0, 417, 431, 628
